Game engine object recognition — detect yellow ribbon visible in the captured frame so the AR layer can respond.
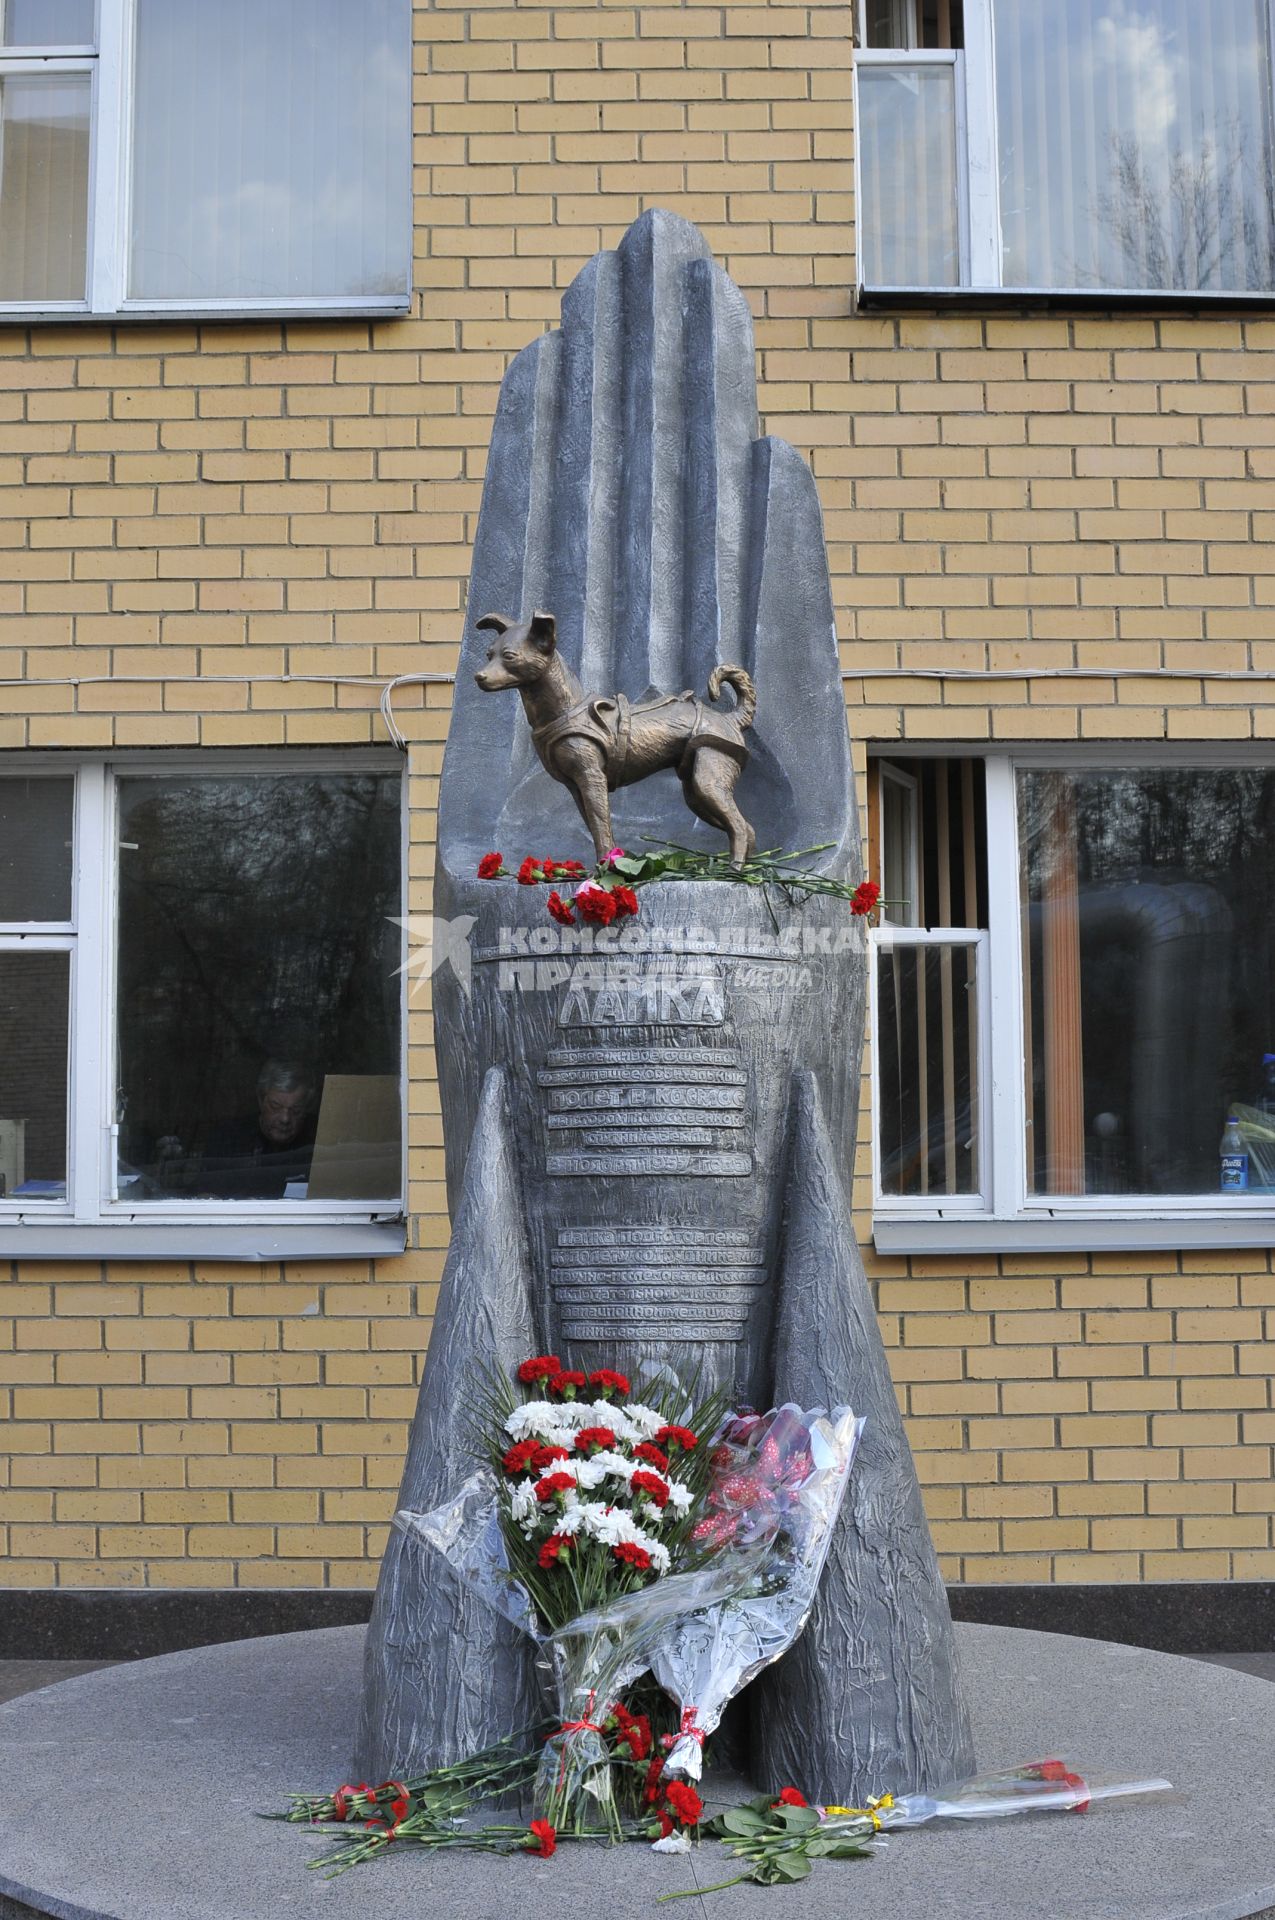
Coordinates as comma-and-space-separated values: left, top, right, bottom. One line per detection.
824, 1792, 895, 1832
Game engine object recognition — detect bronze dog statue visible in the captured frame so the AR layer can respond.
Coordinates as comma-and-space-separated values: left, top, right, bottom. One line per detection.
474, 609, 758, 864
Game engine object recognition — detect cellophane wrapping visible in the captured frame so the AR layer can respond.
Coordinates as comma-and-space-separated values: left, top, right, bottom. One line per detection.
650, 1404, 865, 1781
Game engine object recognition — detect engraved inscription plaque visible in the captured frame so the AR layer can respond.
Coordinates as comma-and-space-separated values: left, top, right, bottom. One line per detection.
538, 1039, 753, 1178
547, 1149, 753, 1177
550, 1226, 766, 1346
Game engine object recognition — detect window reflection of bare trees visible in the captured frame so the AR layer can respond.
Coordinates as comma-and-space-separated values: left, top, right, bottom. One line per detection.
1091, 123, 1275, 292
116, 774, 401, 1172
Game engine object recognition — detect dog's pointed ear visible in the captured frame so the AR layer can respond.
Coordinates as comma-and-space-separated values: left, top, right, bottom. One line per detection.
529, 610, 557, 654
475, 611, 512, 635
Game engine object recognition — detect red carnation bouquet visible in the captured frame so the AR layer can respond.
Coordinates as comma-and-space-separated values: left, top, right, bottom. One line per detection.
395, 1356, 738, 1840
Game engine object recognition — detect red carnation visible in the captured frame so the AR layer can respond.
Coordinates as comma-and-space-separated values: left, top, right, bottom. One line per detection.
612, 884, 639, 919
773, 1786, 808, 1808
548, 1369, 588, 1400
538, 1536, 571, 1570
529, 1443, 571, 1471
643, 1754, 665, 1805
575, 1426, 617, 1454
502, 1438, 539, 1475
1036, 1759, 1069, 1783
613, 1540, 653, 1572
851, 878, 881, 917
517, 1354, 561, 1385
526, 1818, 557, 1857
622, 1714, 652, 1761
575, 881, 618, 925
656, 1808, 675, 1838
632, 1441, 670, 1472
665, 1779, 704, 1826
589, 1368, 631, 1399
477, 852, 503, 879
547, 890, 575, 926
630, 1468, 670, 1509
517, 856, 542, 886
654, 1423, 698, 1452
556, 858, 586, 877
534, 1470, 576, 1504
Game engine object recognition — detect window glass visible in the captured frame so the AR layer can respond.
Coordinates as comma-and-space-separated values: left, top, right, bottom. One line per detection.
129, 0, 411, 301
1, 0, 95, 45
876, 941, 980, 1196
0, 73, 90, 301
0, 950, 70, 1199
879, 768, 918, 927
115, 773, 402, 1203
856, 63, 961, 285
994, 0, 1275, 292
0, 777, 74, 921
1020, 768, 1275, 1197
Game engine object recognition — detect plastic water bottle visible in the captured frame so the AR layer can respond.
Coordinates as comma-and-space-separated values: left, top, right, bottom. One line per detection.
1220, 1117, 1249, 1192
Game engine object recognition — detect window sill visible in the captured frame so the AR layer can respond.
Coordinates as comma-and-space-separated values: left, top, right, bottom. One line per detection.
0, 296, 412, 326
0, 1220, 407, 1261
856, 283, 1275, 314
873, 1213, 1275, 1256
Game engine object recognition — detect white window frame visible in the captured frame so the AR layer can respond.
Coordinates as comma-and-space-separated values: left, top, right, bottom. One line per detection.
876, 758, 919, 928
854, 0, 1275, 298
0, 752, 408, 1258
0, 0, 411, 322
868, 923, 991, 1215
870, 746, 1275, 1254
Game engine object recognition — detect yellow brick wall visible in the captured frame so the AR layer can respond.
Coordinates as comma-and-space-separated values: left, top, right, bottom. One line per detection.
3, 0, 1275, 1593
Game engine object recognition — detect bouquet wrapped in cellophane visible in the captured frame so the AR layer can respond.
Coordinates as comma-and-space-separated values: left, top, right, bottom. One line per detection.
688, 1762, 1175, 1897
393, 1355, 862, 1844
864, 1756, 1174, 1825
650, 1403, 864, 1786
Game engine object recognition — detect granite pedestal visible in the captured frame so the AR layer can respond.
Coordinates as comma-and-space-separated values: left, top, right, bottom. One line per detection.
1, 1622, 1272, 1920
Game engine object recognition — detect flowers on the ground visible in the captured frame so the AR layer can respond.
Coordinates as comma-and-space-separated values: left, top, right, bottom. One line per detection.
525, 1818, 557, 1857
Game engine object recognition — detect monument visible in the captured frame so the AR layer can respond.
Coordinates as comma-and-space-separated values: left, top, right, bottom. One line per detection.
354, 209, 974, 1800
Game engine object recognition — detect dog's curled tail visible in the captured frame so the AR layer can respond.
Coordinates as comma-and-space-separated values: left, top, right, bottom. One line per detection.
707, 663, 756, 729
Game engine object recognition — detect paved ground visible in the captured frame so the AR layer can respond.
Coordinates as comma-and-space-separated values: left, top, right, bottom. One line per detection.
5, 1623, 1275, 1920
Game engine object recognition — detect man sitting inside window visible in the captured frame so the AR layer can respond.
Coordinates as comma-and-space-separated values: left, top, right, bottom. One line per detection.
199, 1060, 321, 1199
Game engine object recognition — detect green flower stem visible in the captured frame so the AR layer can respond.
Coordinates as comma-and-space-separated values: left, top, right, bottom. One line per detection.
658, 1872, 751, 1901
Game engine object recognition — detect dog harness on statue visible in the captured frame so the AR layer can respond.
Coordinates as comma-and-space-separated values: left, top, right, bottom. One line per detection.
531, 692, 748, 790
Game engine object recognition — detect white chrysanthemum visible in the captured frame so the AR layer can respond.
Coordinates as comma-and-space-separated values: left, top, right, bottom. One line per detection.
583, 1400, 634, 1438
589, 1449, 634, 1481
666, 1479, 693, 1513
503, 1401, 560, 1439
621, 1400, 665, 1439
552, 1504, 583, 1538
573, 1501, 669, 1572
510, 1480, 539, 1527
